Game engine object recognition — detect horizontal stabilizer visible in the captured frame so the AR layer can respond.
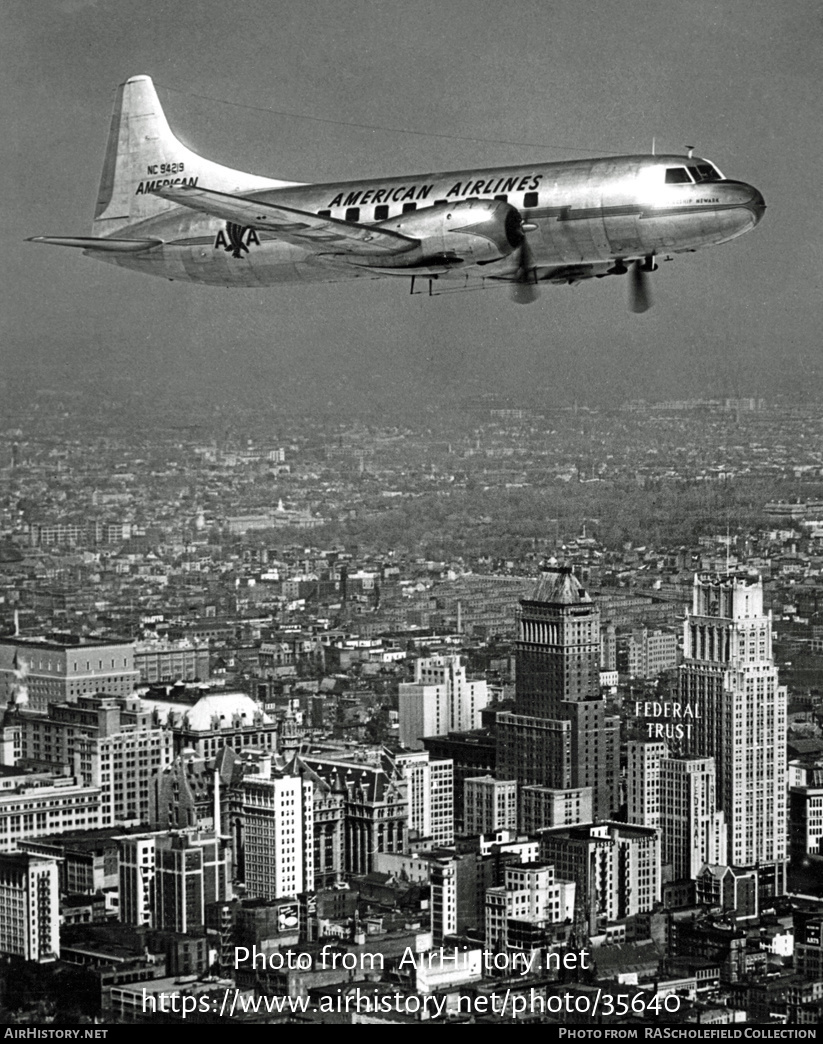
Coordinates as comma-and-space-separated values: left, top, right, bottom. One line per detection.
28, 236, 163, 252
155, 184, 418, 256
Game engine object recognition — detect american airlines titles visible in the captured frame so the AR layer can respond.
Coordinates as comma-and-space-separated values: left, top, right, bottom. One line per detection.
327, 173, 543, 209
136, 176, 199, 195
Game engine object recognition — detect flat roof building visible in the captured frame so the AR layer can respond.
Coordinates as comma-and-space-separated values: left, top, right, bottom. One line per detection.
0, 635, 139, 713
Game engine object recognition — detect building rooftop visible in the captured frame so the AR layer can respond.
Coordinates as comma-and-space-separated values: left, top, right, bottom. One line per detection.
0, 635, 132, 651
528, 566, 592, 605
21, 825, 153, 852
137, 691, 272, 731
540, 821, 659, 841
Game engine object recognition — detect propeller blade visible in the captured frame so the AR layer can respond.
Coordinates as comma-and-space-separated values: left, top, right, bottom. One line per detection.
511, 234, 539, 305
628, 259, 652, 313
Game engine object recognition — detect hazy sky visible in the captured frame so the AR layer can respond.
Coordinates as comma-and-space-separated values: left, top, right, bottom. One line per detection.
3, 0, 822, 412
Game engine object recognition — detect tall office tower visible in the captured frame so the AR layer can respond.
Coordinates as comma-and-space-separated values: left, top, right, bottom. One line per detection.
463, 776, 517, 836
539, 822, 661, 934
485, 862, 576, 957
626, 739, 668, 829
519, 785, 593, 833
11, 694, 174, 827
118, 829, 231, 930
429, 847, 494, 944
623, 626, 678, 681
395, 751, 454, 847
281, 756, 345, 889
600, 623, 617, 672
0, 636, 139, 712
153, 831, 232, 934
399, 655, 489, 750
242, 773, 314, 900
497, 566, 619, 821
0, 853, 60, 962
680, 572, 787, 893
660, 755, 726, 880
422, 730, 496, 825
117, 833, 159, 927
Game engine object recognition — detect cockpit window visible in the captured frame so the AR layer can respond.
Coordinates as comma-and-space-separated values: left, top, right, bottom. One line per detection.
665, 167, 693, 184
688, 163, 723, 183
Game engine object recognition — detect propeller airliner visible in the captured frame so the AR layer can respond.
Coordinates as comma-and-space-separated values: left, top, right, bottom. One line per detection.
29, 75, 765, 310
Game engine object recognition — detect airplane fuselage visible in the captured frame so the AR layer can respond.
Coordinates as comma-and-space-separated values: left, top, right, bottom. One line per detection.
93, 154, 765, 287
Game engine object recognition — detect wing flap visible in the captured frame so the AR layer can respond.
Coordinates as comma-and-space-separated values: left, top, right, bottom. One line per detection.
155, 184, 419, 256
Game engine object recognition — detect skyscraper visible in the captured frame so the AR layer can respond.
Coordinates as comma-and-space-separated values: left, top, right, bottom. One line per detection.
0, 853, 60, 962
626, 739, 667, 829
118, 829, 231, 930
154, 831, 232, 933
117, 833, 158, 927
485, 862, 576, 957
242, 773, 315, 900
538, 822, 660, 935
681, 572, 787, 893
497, 565, 618, 821
463, 775, 517, 836
395, 750, 455, 846
659, 754, 726, 880
9, 694, 174, 827
399, 655, 489, 750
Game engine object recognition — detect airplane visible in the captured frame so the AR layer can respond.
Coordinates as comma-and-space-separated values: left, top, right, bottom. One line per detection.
29, 75, 765, 310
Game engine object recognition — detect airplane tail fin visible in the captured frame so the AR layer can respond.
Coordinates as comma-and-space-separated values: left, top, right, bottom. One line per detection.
92, 75, 297, 237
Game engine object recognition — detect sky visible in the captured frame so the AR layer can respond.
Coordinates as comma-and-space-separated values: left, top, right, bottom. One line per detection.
2, 0, 822, 416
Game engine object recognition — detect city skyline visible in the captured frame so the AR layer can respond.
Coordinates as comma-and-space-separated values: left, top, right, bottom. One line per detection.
0, 457, 822, 1022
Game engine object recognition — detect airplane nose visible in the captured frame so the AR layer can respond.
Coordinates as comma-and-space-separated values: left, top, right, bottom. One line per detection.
715, 180, 766, 237
747, 186, 766, 225
727, 181, 766, 225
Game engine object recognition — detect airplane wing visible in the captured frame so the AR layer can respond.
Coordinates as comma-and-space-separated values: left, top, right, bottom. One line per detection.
154, 184, 418, 257
27, 236, 163, 252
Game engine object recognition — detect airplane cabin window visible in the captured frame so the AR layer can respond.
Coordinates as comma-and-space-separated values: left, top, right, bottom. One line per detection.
345, 207, 360, 221
523, 191, 539, 208
494, 194, 508, 202
374, 204, 389, 220
665, 167, 693, 184
317, 210, 331, 217
402, 202, 417, 213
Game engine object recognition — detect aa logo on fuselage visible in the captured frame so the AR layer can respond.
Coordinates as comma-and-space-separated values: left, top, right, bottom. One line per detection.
214, 222, 261, 258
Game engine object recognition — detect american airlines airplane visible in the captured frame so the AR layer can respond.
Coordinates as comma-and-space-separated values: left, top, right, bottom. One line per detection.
29, 75, 765, 310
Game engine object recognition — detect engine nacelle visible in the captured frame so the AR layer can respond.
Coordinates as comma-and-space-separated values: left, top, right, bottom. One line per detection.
373, 198, 526, 268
